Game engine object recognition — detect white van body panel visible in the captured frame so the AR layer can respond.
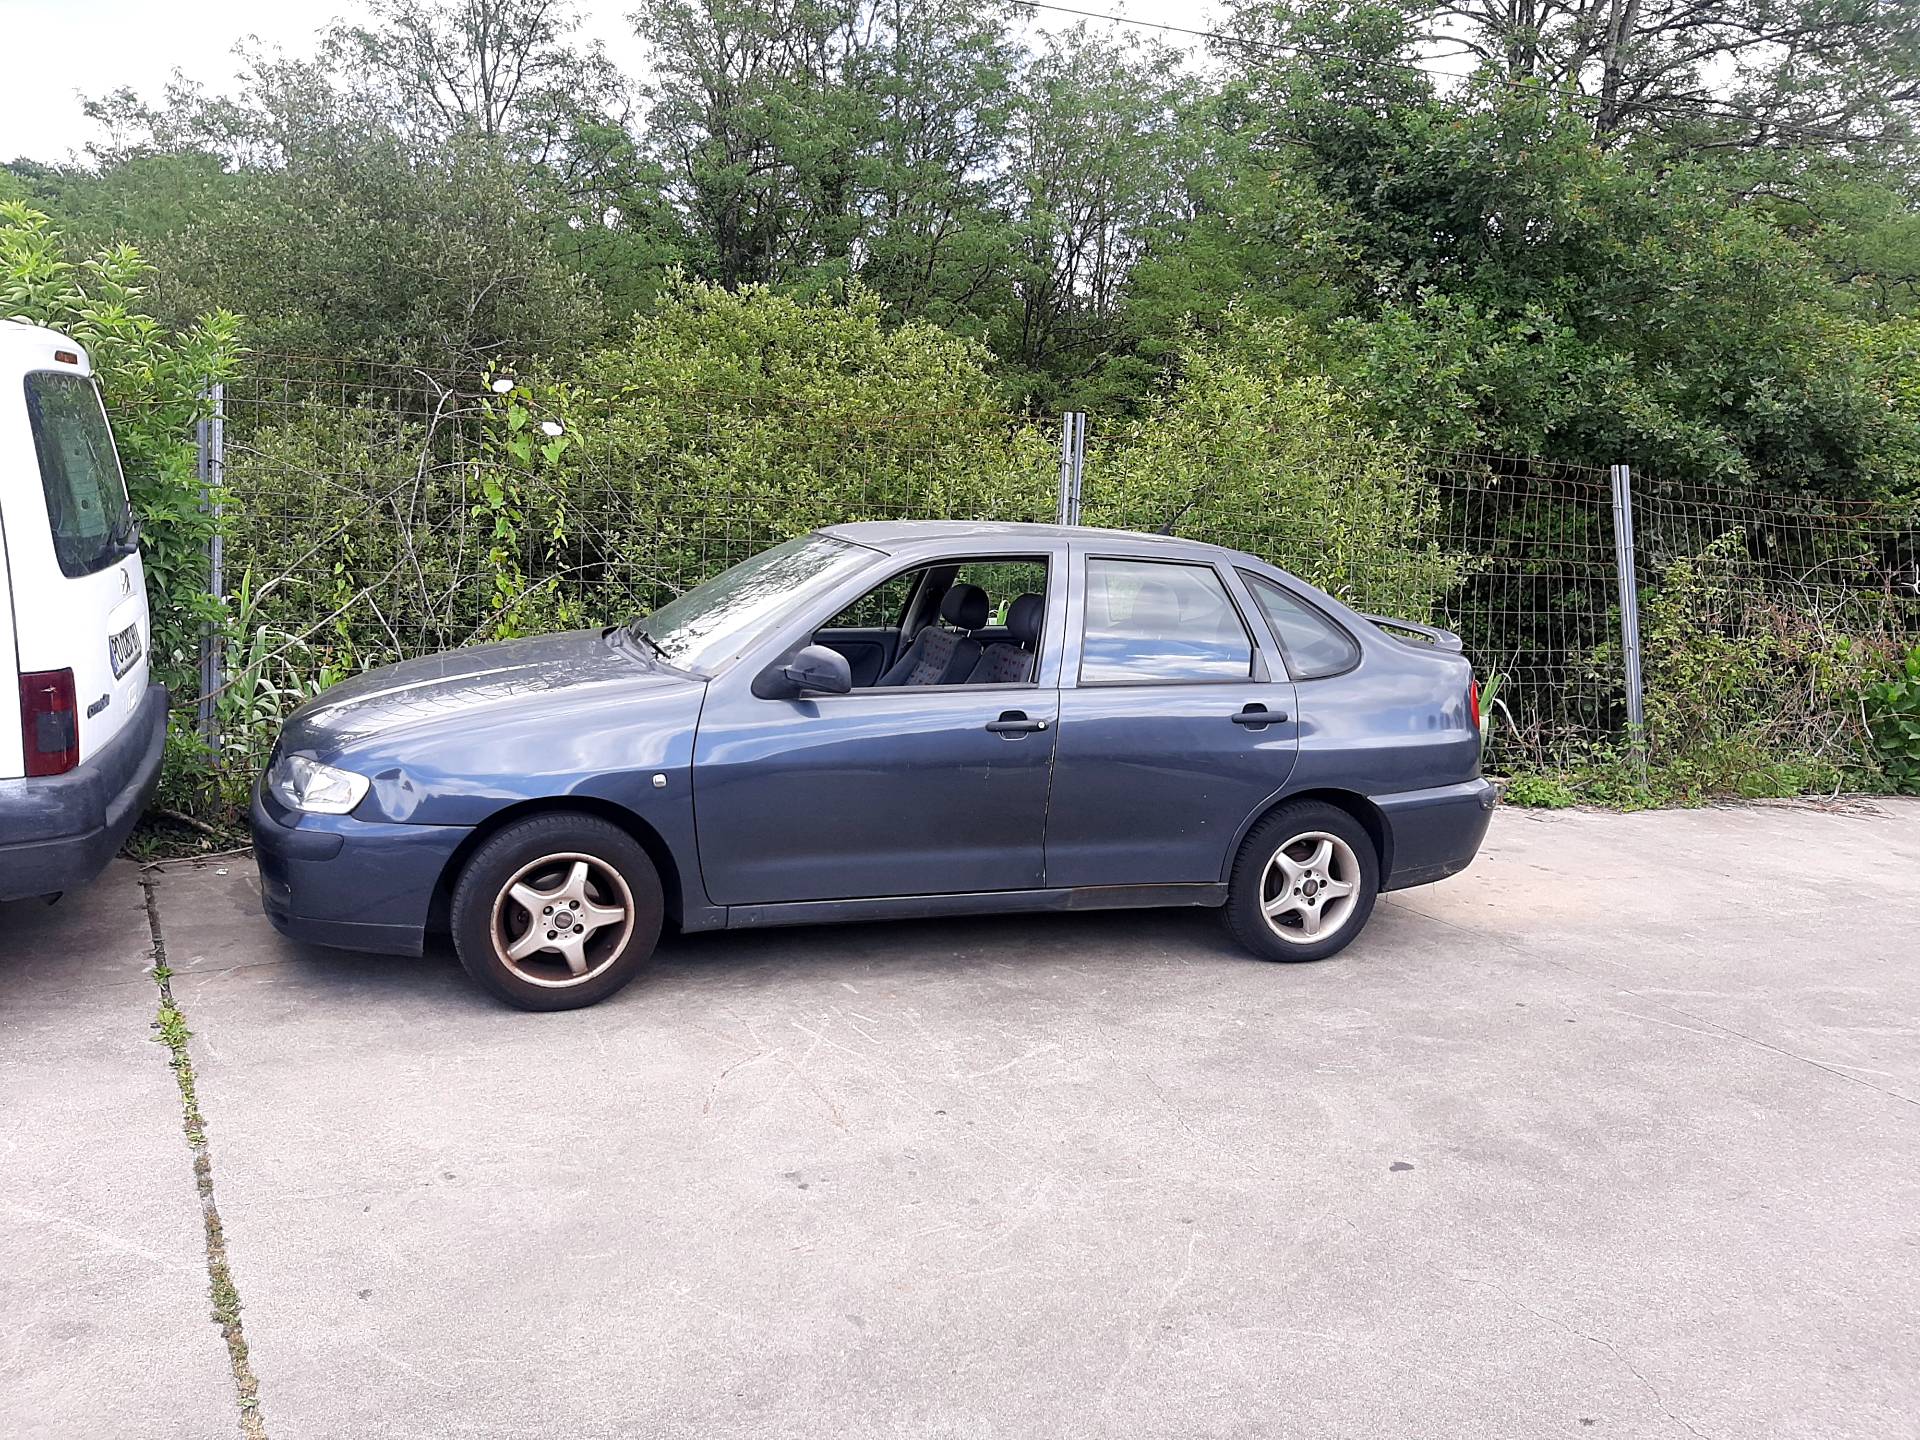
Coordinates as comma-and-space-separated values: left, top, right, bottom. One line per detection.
0, 483, 17, 777
0, 321, 153, 780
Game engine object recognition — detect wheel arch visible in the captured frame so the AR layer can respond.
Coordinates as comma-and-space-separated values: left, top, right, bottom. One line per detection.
1226, 787, 1393, 882
428, 797, 689, 936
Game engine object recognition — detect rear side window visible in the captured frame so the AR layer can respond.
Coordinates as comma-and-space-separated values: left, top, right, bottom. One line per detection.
1081, 558, 1253, 683
1242, 572, 1360, 680
24, 372, 135, 578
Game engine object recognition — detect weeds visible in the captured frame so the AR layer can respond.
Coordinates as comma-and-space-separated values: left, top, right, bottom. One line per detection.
143, 878, 267, 1438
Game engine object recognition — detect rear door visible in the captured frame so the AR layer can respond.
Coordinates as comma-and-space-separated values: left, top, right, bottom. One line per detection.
7, 361, 151, 766
1044, 550, 1300, 888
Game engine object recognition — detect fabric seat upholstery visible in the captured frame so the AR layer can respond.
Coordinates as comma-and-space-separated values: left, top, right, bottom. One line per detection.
876, 583, 989, 686
966, 592, 1043, 684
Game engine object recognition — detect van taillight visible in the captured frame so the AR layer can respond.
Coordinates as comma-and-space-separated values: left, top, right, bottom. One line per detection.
1469, 677, 1481, 732
20, 669, 79, 776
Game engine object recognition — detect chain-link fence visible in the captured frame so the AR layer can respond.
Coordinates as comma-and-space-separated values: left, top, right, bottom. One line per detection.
176, 350, 1920, 785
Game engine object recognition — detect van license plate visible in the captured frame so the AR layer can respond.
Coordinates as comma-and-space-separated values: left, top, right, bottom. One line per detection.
108, 623, 143, 678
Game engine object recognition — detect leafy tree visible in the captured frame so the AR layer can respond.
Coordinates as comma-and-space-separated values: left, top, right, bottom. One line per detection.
854, 0, 1023, 335
1237, 0, 1920, 147
634, 0, 880, 288
998, 23, 1195, 407
39, 46, 606, 364
325, 0, 627, 153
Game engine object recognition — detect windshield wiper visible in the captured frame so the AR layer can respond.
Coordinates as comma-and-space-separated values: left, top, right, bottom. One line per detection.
626, 624, 671, 662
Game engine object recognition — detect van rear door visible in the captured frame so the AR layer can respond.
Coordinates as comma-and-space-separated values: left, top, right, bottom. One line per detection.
12, 366, 151, 769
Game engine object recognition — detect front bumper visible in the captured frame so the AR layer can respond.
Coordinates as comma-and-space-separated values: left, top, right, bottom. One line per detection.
249, 777, 468, 956
1376, 777, 1497, 891
0, 684, 169, 902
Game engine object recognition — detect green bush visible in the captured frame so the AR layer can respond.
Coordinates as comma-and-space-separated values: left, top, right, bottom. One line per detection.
1501, 773, 1577, 809
1866, 644, 1920, 793
1606, 529, 1899, 801
1085, 319, 1463, 619
524, 282, 1059, 617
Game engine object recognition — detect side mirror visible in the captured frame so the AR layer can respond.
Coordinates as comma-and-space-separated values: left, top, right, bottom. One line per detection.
760, 643, 853, 699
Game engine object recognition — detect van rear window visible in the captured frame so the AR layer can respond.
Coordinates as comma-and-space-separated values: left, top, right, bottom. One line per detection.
24, 371, 136, 578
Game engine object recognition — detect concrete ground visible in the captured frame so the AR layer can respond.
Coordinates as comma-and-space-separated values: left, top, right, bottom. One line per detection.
2, 801, 1917, 1440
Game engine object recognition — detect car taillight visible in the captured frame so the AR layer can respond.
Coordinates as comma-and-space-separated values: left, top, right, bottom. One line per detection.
20, 669, 80, 777
1469, 677, 1481, 732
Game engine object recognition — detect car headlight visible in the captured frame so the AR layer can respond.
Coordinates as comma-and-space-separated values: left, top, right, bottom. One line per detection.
267, 753, 371, 815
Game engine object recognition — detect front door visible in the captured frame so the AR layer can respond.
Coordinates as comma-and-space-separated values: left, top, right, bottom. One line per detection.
1044, 553, 1300, 888
692, 687, 1059, 905
690, 547, 1065, 907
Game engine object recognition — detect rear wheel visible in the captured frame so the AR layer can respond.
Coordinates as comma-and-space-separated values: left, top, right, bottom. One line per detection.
1224, 801, 1379, 963
450, 813, 663, 1010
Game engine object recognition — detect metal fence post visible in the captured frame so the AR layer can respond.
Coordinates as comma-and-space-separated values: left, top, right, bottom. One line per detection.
1609, 463, 1647, 777
196, 382, 226, 752
1069, 412, 1085, 525
1056, 412, 1086, 525
1056, 412, 1074, 525
1059, 414, 1075, 526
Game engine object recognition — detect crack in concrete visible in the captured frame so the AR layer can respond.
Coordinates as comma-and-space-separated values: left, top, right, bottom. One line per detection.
1389, 895, 1920, 1112
141, 875, 268, 1440
1454, 1271, 1708, 1439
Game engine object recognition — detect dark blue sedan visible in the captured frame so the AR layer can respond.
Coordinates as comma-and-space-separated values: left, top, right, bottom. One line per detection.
251, 523, 1494, 1009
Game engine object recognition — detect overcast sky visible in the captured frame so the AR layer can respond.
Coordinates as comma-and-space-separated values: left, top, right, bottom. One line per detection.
0, 0, 1221, 166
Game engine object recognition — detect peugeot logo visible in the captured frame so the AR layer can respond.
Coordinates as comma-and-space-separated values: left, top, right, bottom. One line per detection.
119, 569, 132, 598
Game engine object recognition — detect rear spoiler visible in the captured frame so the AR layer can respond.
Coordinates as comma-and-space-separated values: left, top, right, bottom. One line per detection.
1362, 614, 1464, 653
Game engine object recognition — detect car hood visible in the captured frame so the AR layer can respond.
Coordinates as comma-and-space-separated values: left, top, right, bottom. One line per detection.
278, 629, 699, 760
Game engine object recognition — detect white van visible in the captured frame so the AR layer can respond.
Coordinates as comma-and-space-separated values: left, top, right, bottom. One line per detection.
0, 320, 167, 902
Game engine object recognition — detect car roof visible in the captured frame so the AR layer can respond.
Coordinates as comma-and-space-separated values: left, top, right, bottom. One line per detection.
818, 519, 1258, 564
0, 318, 92, 373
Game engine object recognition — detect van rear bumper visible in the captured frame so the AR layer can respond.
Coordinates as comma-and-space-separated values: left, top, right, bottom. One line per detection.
0, 684, 169, 902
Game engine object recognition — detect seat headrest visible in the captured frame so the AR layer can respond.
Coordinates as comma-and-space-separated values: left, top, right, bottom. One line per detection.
940, 582, 990, 630
1006, 592, 1044, 645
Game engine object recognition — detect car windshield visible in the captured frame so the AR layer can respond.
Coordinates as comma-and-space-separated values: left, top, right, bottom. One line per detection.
630, 533, 869, 672
24, 371, 137, 578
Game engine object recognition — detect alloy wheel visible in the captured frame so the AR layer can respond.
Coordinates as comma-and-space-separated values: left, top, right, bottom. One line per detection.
488, 851, 636, 988
1260, 831, 1361, 945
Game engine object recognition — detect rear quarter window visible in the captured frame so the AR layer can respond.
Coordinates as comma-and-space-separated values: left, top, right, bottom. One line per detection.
24, 371, 135, 578
1242, 572, 1361, 680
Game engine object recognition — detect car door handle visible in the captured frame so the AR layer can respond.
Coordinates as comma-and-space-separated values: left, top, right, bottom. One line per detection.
1231, 704, 1287, 727
986, 712, 1049, 736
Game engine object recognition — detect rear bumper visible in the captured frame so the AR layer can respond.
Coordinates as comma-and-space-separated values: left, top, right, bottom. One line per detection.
1377, 778, 1496, 891
249, 777, 465, 956
0, 684, 168, 902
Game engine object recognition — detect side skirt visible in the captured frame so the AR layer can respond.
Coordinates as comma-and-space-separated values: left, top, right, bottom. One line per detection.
721, 883, 1228, 932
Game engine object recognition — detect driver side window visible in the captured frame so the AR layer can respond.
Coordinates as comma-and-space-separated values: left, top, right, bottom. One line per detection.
814, 557, 1052, 690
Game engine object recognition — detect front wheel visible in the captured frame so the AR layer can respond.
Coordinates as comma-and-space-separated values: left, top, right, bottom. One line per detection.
450, 813, 664, 1010
1223, 801, 1379, 963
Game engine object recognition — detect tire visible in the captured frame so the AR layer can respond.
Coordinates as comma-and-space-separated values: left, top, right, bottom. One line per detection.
450, 812, 664, 1011
1223, 801, 1380, 964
